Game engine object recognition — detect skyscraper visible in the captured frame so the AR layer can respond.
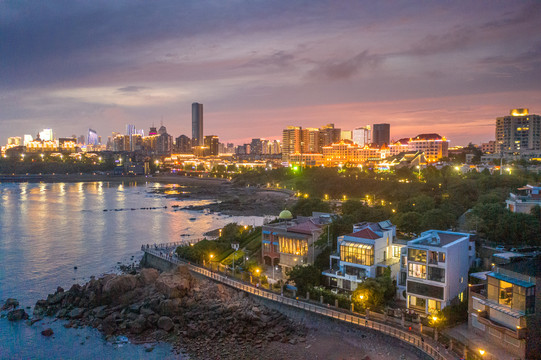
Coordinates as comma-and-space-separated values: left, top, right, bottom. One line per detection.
192, 102, 203, 146
353, 126, 371, 147
87, 129, 98, 146
372, 123, 390, 146
282, 126, 302, 162
496, 108, 541, 153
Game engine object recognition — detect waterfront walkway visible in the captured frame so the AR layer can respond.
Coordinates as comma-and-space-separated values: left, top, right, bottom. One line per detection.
142, 243, 457, 360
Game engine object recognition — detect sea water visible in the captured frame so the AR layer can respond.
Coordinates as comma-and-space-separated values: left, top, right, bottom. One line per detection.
0, 181, 264, 359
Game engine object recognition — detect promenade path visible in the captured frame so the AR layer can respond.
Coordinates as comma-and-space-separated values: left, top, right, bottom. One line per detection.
142, 242, 458, 360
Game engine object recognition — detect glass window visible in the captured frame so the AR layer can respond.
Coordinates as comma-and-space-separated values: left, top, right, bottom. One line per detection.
408, 263, 426, 279
408, 248, 426, 263
428, 299, 441, 311
340, 243, 374, 266
499, 280, 513, 307
278, 236, 308, 255
427, 266, 445, 282
438, 252, 445, 262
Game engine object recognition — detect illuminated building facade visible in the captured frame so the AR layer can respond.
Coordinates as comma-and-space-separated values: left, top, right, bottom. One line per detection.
407, 133, 449, 163
496, 108, 541, 154
468, 258, 540, 360
261, 212, 331, 275
323, 221, 402, 291
204, 135, 219, 156
352, 126, 371, 147
402, 230, 473, 315
282, 126, 302, 162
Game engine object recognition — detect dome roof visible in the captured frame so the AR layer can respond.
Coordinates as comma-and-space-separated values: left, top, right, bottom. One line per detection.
279, 210, 293, 220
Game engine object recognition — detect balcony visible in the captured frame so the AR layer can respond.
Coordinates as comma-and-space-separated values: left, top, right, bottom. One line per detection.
477, 314, 527, 340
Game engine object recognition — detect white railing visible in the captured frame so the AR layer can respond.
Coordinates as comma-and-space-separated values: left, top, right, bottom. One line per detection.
142, 247, 454, 360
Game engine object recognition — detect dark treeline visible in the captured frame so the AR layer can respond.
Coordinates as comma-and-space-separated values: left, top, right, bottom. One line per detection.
0, 156, 116, 174
234, 166, 541, 246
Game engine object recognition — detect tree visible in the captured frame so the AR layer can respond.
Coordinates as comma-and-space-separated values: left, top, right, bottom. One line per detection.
286, 265, 322, 294
351, 268, 395, 311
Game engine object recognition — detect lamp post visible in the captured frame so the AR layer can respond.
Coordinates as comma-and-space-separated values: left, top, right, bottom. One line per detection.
432, 316, 439, 341
209, 254, 214, 271
231, 242, 239, 276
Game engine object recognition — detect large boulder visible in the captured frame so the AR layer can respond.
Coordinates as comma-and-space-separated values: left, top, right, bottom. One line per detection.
1, 298, 19, 311
68, 308, 85, 319
103, 275, 137, 294
7, 309, 29, 321
41, 328, 54, 337
138, 268, 159, 286
155, 266, 194, 299
157, 316, 174, 332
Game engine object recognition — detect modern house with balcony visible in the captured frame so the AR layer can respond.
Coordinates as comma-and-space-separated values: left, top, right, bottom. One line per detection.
402, 230, 472, 314
322, 220, 404, 291
468, 257, 540, 360
506, 184, 541, 214
261, 211, 331, 276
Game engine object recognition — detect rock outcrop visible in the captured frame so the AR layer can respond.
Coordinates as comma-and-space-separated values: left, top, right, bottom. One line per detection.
34, 265, 305, 359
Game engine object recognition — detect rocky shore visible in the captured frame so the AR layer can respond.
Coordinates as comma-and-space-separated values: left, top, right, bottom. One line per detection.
26, 266, 306, 359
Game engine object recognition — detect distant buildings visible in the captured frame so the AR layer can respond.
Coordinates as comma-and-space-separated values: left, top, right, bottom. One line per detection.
175, 135, 192, 154
281, 124, 341, 162
323, 220, 404, 291
261, 211, 331, 275
352, 126, 371, 147
204, 135, 219, 156
400, 230, 473, 314
407, 133, 449, 163
192, 102, 204, 147
468, 257, 540, 359
372, 123, 390, 146
87, 129, 99, 146
496, 108, 541, 154
506, 184, 541, 214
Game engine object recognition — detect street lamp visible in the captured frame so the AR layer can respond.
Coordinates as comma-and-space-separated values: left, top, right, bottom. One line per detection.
479, 349, 485, 356
209, 254, 214, 271
231, 242, 239, 276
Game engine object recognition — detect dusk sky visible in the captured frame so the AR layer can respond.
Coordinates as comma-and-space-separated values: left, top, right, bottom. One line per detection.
2, 1, 540, 146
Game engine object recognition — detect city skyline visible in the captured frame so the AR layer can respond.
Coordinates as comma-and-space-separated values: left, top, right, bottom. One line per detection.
1, 1, 540, 145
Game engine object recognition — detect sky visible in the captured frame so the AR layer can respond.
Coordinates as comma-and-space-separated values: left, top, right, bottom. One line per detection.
1, 0, 540, 146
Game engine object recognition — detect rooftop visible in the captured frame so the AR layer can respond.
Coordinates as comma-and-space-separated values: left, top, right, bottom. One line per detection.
411, 133, 444, 141
345, 228, 380, 240
409, 230, 469, 248
500, 256, 541, 278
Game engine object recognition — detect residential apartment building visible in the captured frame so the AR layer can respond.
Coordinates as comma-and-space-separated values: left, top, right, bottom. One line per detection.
401, 230, 472, 314
323, 221, 404, 291
352, 126, 371, 147
496, 108, 541, 154
282, 126, 302, 162
468, 257, 540, 360
506, 184, 541, 214
261, 211, 331, 276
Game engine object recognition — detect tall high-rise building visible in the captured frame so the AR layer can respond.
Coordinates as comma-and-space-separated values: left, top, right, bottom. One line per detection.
192, 102, 203, 146
175, 135, 192, 153
204, 135, 219, 156
372, 123, 390, 146
318, 124, 341, 150
496, 108, 541, 153
282, 126, 302, 162
149, 126, 158, 136
87, 129, 98, 146
353, 126, 371, 147
39, 129, 54, 142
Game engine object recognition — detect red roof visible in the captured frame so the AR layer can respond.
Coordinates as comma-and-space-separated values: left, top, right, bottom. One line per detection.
287, 221, 322, 235
346, 228, 380, 240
